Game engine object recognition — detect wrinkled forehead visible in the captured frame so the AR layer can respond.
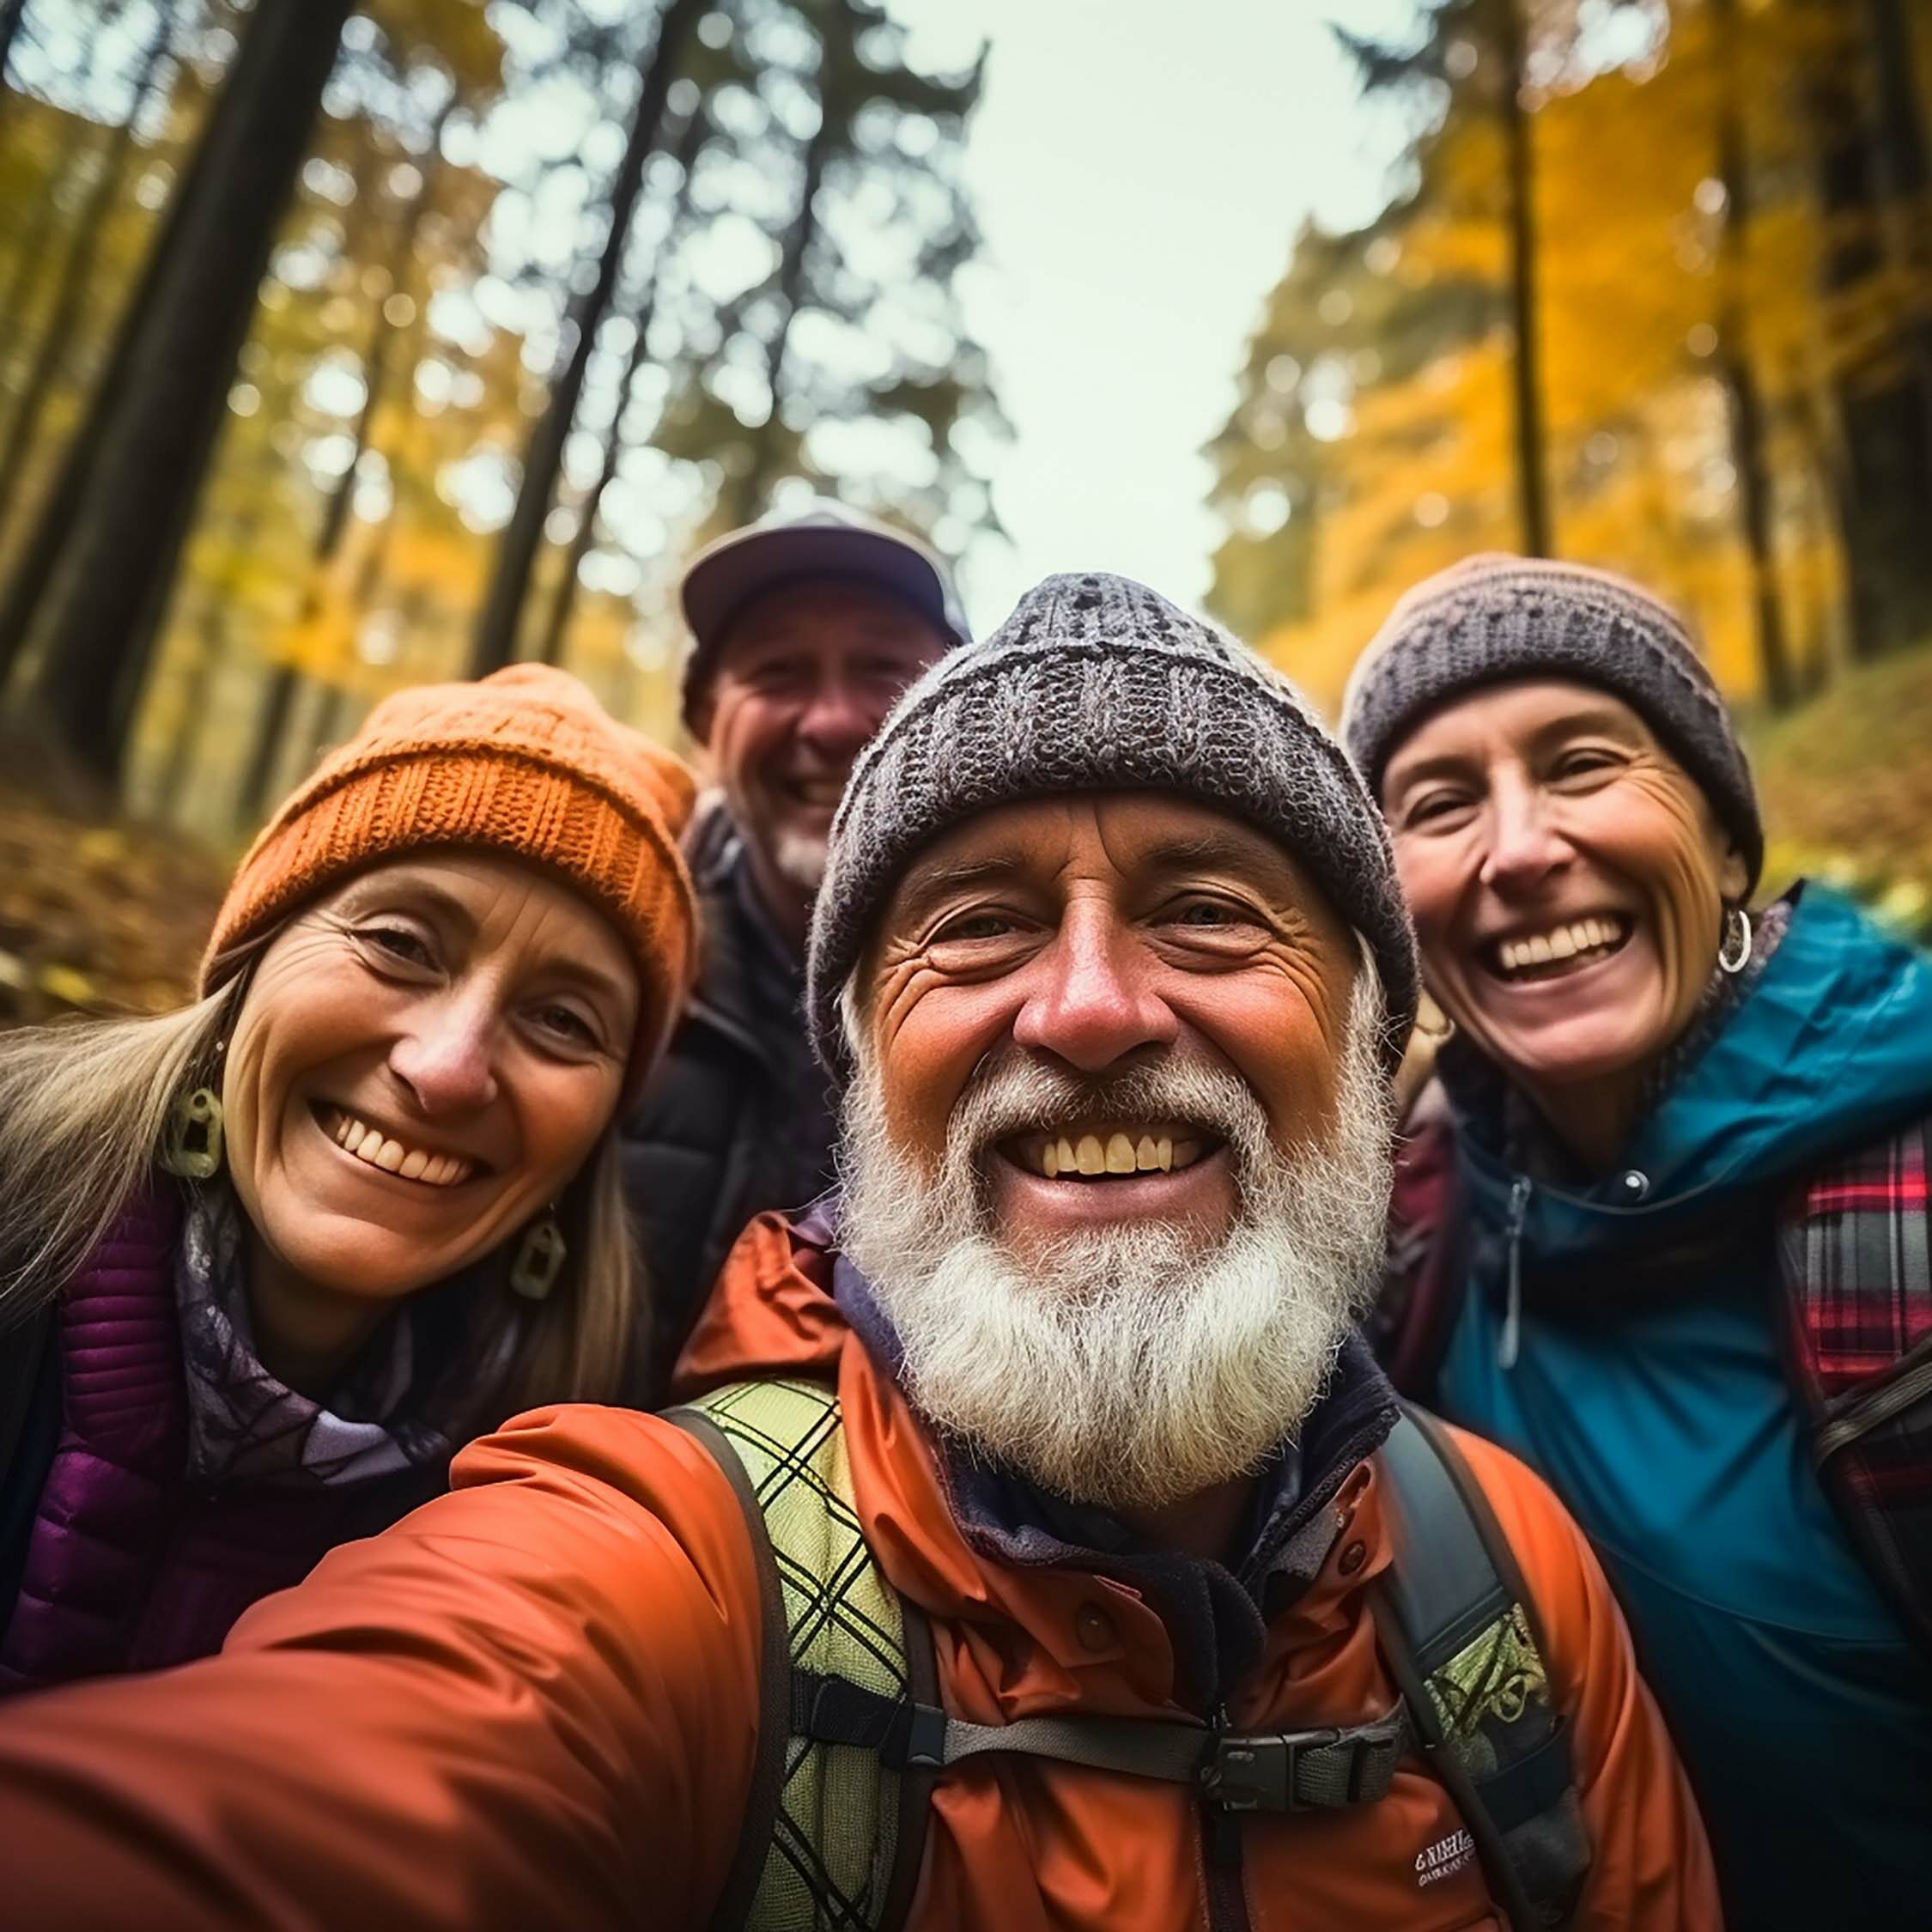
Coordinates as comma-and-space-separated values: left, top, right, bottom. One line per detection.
877, 790, 1337, 940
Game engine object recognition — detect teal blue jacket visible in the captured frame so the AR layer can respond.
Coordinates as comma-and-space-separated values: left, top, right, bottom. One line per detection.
1423, 884, 1932, 1931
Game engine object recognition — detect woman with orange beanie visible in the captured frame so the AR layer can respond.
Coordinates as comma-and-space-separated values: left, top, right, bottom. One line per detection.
0, 665, 697, 1692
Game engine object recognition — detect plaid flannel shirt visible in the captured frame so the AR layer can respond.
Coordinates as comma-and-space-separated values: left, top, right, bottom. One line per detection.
1779, 1111, 1932, 1655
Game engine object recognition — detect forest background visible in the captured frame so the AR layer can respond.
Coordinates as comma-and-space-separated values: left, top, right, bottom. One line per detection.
0, 0, 1928, 1022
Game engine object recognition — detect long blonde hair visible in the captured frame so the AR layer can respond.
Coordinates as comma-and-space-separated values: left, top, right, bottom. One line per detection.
0, 986, 643, 1414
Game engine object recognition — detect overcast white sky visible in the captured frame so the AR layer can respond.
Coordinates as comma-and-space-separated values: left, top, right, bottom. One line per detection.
885, 0, 1417, 634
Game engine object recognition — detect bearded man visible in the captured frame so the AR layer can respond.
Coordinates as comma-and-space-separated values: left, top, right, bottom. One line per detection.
0, 575, 1714, 1931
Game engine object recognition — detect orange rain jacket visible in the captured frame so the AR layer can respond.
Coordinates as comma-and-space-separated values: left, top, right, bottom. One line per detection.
0, 1212, 1718, 1930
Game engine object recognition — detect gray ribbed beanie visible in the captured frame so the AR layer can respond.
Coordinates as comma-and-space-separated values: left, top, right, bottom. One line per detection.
806, 570, 1420, 1086
1341, 554, 1762, 888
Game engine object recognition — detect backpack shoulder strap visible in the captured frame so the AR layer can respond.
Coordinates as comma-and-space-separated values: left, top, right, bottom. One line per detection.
1372, 1403, 1590, 1930
668, 1377, 930, 1932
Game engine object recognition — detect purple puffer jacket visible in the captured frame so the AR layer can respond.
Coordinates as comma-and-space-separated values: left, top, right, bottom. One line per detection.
0, 1185, 435, 1693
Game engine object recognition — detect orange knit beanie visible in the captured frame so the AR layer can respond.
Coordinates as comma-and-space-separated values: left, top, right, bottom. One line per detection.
204, 665, 699, 1084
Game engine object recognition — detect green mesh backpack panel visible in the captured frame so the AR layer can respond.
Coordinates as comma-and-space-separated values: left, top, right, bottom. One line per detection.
671, 1381, 1587, 1932
669, 1377, 931, 1932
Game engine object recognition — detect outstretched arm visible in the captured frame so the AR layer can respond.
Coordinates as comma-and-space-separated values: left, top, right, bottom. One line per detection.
0, 1405, 763, 1932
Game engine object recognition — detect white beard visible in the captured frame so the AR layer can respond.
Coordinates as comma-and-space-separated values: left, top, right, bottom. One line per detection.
838, 974, 1394, 1512
770, 827, 830, 894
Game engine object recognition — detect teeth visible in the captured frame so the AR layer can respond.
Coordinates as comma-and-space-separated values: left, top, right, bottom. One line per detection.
325, 1109, 473, 1187
1498, 917, 1627, 975
1028, 1129, 1190, 1178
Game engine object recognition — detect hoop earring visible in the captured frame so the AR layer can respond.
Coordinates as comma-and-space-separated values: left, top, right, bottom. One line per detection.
1717, 905, 1753, 976
159, 1088, 224, 1179
510, 1213, 566, 1302
1414, 997, 1456, 1046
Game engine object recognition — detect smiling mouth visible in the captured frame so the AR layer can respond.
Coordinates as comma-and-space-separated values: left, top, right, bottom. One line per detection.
1481, 914, 1632, 985
1002, 1125, 1215, 1180
777, 774, 847, 813
316, 1105, 480, 1188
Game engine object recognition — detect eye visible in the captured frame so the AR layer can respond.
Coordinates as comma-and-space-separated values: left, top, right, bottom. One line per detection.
934, 909, 1017, 945
525, 1000, 610, 1058
1400, 789, 1474, 830
1170, 898, 1242, 927
1550, 746, 1620, 782
358, 923, 437, 969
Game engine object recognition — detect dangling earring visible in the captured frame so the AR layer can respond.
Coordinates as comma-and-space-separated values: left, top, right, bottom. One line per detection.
510, 1213, 567, 1301
1717, 904, 1753, 976
159, 1087, 224, 1179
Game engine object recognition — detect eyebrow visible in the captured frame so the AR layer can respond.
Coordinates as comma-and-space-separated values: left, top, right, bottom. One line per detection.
340, 873, 635, 1011
1386, 705, 1646, 796
890, 852, 1030, 927
890, 824, 1302, 928
1133, 828, 1295, 884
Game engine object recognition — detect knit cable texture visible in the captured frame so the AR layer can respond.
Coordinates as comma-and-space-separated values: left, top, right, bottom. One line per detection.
806, 570, 1419, 1087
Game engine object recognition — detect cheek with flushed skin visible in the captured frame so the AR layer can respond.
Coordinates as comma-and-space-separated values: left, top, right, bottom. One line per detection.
864, 945, 1016, 1170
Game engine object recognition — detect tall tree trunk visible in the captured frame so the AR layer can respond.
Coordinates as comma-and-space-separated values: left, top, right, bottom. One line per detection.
239, 101, 452, 822
470, 0, 707, 677
1860, 0, 1932, 489
1710, 0, 1795, 710
13, 0, 353, 781
1800, 0, 1932, 656
1492, 0, 1551, 556
733, 109, 833, 521
0, 0, 176, 539
532, 107, 705, 669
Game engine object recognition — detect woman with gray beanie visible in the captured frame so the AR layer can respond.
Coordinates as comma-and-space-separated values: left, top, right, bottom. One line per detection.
1343, 553, 1932, 1930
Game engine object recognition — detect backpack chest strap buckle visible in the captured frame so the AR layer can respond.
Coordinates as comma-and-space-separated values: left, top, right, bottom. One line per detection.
1200, 1704, 1409, 1813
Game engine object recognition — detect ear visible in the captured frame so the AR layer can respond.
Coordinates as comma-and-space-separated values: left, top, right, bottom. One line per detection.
1718, 841, 1749, 906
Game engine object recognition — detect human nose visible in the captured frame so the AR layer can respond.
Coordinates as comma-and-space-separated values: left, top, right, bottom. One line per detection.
1008, 904, 1179, 1073
793, 671, 883, 763
1479, 774, 1571, 896
387, 989, 500, 1115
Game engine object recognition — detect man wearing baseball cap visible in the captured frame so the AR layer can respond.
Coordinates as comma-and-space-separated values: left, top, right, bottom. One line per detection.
623, 497, 963, 1388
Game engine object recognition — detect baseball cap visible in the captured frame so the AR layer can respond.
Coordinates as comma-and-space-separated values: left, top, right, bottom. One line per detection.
677, 498, 968, 732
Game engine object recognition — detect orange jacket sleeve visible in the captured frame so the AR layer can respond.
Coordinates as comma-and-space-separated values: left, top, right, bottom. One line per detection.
1452, 1425, 1724, 1930
0, 1405, 763, 1932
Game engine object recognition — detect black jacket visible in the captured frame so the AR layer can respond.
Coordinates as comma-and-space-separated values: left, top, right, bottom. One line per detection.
621, 803, 837, 1401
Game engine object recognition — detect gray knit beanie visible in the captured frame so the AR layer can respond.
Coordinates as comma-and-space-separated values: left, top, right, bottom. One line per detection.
806, 570, 1420, 1087
1341, 554, 1763, 888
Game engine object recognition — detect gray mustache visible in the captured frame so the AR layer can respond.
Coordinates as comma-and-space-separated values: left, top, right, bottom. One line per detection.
951, 1050, 1267, 1153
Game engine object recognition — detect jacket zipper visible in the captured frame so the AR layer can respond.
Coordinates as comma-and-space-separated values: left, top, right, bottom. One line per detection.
1497, 1176, 1532, 1370
1814, 1335, 1932, 1464
1200, 1705, 1254, 1932
1201, 1801, 1254, 1932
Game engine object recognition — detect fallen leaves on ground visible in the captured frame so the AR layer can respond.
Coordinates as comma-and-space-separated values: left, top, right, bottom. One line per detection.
0, 787, 225, 1030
